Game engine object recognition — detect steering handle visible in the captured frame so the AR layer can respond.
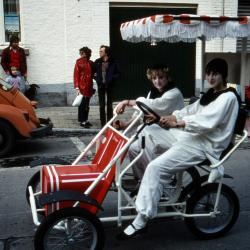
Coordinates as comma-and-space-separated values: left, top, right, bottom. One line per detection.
136, 101, 160, 124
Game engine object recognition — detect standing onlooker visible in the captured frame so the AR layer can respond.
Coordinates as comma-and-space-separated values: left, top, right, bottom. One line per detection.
94, 45, 120, 127
74, 47, 95, 128
1, 35, 27, 93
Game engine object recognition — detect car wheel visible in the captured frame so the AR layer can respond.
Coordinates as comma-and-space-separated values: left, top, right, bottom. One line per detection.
0, 120, 15, 157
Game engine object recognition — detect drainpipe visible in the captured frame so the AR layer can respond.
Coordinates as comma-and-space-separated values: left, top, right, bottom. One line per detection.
240, 38, 247, 102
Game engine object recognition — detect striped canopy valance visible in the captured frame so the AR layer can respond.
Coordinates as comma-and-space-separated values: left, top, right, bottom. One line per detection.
120, 14, 250, 43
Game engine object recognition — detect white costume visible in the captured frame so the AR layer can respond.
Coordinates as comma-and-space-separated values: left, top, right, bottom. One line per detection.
135, 91, 239, 218
128, 87, 184, 179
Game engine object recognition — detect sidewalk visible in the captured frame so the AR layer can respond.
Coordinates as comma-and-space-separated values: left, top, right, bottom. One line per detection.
36, 104, 134, 133
36, 106, 101, 130
36, 105, 250, 148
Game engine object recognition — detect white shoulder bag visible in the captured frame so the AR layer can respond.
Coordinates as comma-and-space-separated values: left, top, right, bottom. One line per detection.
72, 94, 83, 107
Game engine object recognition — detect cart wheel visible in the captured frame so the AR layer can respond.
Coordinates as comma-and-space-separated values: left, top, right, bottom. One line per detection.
185, 183, 239, 239
0, 120, 15, 157
34, 207, 105, 250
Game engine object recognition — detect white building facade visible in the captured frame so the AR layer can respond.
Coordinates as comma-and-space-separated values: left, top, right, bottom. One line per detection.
0, 0, 238, 106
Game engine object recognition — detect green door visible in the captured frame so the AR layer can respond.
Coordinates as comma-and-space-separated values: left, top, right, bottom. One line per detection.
110, 7, 196, 100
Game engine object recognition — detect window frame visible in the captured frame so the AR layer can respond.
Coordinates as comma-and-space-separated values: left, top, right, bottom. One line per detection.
0, 0, 22, 45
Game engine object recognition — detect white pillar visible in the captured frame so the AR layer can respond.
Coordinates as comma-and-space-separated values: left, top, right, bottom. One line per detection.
200, 36, 206, 93
240, 38, 247, 102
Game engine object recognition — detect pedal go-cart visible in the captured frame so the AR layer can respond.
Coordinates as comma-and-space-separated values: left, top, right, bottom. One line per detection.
28, 99, 247, 250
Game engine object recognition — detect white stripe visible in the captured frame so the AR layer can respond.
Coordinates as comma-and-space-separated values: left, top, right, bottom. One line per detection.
70, 137, 91, 155
51, 166, 59, 191
60, 173, 101, 176
97, 132, 114, 164
46, 166, 54, 192
62, 178, 105, 183
46, 166, 54, 213
51, 165, 60, 210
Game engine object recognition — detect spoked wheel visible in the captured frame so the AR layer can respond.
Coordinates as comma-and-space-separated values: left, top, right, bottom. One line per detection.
185, 183, 239, 239
34, 207, 105, 250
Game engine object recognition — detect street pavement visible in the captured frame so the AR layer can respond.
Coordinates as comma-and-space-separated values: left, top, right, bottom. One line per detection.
0, 105, 250, 249
0, 149, 250, 249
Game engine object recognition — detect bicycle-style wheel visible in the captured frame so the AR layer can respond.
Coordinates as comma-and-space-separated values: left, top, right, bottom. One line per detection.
34, 207, 105, 250
185, 183, 239, 239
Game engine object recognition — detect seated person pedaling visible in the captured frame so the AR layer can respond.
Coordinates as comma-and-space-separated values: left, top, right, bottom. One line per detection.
118, 58, 241, 239
114, 64, 184, 180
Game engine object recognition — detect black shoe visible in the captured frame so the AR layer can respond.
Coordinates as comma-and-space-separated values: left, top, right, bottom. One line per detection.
116, 224, 147, 240
80, 122, 90, 128
85, 121, 93, 127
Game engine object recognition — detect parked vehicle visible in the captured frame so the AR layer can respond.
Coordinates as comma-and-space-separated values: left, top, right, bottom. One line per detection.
0, 78, 53, 157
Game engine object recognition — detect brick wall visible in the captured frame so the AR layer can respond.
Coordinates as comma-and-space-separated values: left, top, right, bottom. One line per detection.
0, 0, 238, 105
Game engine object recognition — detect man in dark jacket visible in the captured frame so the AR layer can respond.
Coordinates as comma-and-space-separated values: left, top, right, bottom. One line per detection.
1, 35, 27, 92
94, 45, 120, 127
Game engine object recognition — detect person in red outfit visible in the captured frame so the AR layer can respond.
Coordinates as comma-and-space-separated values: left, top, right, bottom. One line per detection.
1, 35, 27, 93
73, 47, 95, 128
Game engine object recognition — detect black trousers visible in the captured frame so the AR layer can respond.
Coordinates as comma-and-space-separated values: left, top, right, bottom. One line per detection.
98, 86, 113, 127
78, 96, 90, 123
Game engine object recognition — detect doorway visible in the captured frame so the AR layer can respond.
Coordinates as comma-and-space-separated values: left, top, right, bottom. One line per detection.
110, 5, 197, 100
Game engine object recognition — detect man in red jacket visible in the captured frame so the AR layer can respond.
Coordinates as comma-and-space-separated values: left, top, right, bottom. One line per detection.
74, 47, 95, 128
1, 35, 27, 92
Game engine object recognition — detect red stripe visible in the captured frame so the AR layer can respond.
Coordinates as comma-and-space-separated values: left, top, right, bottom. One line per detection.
163, 15, 174, 23
220, 16, 229, 23
239, 16, 248, 24
200, 15, 210, 23
180, 14, 191, 24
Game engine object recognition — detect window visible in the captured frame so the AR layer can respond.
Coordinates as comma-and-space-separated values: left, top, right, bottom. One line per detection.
3, 0, 20, 42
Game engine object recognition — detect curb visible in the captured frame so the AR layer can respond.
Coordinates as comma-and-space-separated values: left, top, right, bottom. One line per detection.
52, 128, 100, 136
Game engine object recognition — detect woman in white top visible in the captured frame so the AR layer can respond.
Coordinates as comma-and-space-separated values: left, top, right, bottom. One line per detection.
119, 58, 241, 239
115, 64, 184, 179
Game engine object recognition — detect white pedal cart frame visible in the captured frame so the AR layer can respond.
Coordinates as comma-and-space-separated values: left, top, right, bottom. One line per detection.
28, 14, 249, 249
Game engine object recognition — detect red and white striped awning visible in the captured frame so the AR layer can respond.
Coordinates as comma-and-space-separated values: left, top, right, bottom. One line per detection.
120, 14, 250, 43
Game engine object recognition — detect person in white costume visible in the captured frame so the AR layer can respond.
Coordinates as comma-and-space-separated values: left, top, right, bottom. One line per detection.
118, 58, 241, 239
115, 64, 184, 179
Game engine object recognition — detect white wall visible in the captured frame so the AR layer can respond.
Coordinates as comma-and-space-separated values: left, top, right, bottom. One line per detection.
0, 0, 238, 88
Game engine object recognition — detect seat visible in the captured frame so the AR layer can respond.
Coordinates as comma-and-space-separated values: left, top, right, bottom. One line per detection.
42, 127, 128, 215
